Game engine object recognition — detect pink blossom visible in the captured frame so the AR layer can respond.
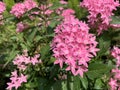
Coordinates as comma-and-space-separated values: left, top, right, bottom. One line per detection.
111, 46, 120, 67
110, 24, 120, 28
60, 0, 68, 4
51, 9, 99, 77
24, 0, 37, 11
81, 0, 119, 34
109, 78, 118, 90
39, 4, 53, 15
13, 50, 41, 70
10, 0, 37, 18
16, 22, 26, 33
7, 70, 27, 90
61, 9, 75, 18
0, 1, 6, 14
109, 46, 120, 90
112, 68, 120, 80
10, 3, 26, 18
30, 54, 40, 65
13, 54, 30, 71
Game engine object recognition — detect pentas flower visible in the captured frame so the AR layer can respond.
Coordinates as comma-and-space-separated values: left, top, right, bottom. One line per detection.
109, 46, 120, 90
24, 0, 37, 11
30, 54, 40, 65
39, 4, 53, 15
0, 1, 6, 14
10, 3, 26, 18
7, 70, 27, 90
16, 22, 26, 33
60, 0, 68, 4
81, 0, 119, 34
13, 50, 41, 71
112, 68, 120, 80
111, 46, 120, 67
109, 78, 118, 90
10, 0, 37, 18
0, 2, 6, 25
110, 24, 120, 28
51, 9, 99, 77
13, 54, 30, 71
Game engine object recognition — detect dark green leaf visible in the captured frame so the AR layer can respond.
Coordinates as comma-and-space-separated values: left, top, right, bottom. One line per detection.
86, 63, 112, 80
40, 44, 50, 60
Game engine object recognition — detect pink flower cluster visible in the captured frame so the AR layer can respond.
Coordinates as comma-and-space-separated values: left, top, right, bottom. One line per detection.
0, 1, 6, 25
109, 47, 120, 90
111, 47, 120, 67
81, 0, 119, 34
13, 50, 41, 71
39, 4, 53, 15
7, 70, 27, 90
60, 0, 68, 4
51, 9, 99, 77
10, 0, 37, 18
16, 22, 26, 33
0, 1, 6, 14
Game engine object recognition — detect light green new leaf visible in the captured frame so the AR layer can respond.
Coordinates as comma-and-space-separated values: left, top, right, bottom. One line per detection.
3, 0, 15, 11
110, 16, 120, 24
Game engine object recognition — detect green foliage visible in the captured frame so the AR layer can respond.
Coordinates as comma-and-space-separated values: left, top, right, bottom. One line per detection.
3, 0, 15, 11
68, 0, 88, 19
111, 16, 120, 24
0, 0, 120, 90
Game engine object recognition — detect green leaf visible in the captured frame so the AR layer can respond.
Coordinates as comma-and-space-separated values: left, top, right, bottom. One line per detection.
68, 0, 88, 19
98, 31, 111, 56
47, 56, 56, 65
51, 80, 66, 90
67, 74, 74, 90
37, 77, 48, 90
94, 79, 104, 89
3, 49, 18, 68
28, 28, 38, 42
34, 36, 42, 42
49, 2, 65, 10
110, 16, 120, 24
86, 63, 112, 80
3, 0, 15, 11
49, 19, 61, 28
40, 44, 50, 60
73, 76, 81, 90
79, 76, 88, 89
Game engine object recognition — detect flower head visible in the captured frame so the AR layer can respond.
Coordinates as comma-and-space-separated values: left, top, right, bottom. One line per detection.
109, 78, 118, 90
0, 1, 6, 14
51, 9, 99, 77
7, 70, 27, 90
24, 0, 37, 11
109, 46, 120, 90
81, 0, 119, 34
10, 3, 26, 18
10, 0, 37, 18
13, 50, 41, 71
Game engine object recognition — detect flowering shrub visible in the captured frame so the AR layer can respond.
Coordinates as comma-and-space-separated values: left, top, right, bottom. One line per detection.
0, 0, 120, 90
